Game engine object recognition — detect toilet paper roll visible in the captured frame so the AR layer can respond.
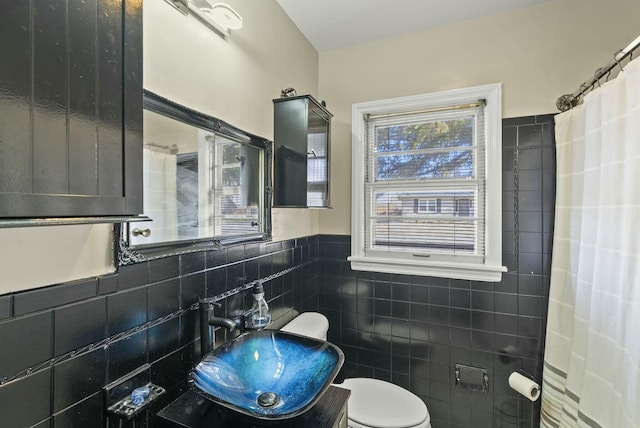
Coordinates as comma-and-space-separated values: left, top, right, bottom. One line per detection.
508, 372, 540, 401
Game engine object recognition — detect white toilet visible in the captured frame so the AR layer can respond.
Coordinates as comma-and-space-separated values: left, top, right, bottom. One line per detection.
281, 312, 432, 428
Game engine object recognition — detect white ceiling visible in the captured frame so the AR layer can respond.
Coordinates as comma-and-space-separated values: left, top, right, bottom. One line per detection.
276, 0, 552, 51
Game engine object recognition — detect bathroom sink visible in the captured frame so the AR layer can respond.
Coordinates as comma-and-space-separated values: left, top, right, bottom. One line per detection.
190, 329, 344, 421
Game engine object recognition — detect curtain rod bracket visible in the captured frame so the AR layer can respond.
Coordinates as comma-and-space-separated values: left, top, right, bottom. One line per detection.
556, 94, 578, 112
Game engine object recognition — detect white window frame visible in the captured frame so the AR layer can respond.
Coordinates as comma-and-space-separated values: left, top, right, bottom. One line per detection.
349, 83, 506, 282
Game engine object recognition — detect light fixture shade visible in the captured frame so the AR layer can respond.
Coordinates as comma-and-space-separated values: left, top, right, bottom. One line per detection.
169, 0, 243, 36
206, 2, 243, 31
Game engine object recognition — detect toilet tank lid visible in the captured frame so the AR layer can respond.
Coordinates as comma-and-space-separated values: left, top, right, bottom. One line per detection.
342, 378, 429, 428
280, 312, 328, 340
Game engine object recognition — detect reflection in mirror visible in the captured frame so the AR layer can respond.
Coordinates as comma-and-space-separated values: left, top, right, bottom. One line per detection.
121, 90, 272, 262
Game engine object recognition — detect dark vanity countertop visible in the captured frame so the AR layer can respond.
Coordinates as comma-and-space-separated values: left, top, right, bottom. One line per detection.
156, 386, 350, 428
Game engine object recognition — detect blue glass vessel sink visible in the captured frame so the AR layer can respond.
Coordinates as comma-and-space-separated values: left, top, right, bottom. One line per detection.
190, 329, 344, 421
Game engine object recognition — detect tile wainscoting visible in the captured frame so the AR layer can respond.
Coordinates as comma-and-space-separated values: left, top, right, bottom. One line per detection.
0, 114, 554, 428
0, 238, 321, 427
320, 114, 555, 428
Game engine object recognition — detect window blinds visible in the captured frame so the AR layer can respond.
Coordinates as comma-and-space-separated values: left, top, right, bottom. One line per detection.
363, 103, 486, 261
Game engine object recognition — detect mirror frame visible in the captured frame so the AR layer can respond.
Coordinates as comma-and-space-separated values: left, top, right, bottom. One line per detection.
116, 90, 272, 265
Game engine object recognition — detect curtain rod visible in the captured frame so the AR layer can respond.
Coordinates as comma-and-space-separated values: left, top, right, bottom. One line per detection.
556, 35, 640, 112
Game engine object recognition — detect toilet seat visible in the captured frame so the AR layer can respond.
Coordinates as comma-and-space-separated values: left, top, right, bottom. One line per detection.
341, 378, 430, 428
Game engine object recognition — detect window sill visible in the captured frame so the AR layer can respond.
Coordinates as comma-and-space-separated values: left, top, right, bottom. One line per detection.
347, 255, 506, 282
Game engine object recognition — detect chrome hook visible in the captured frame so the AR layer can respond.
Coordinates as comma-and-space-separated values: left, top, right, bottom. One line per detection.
579, 82, 590, 97
594, 68, 603, 87
614, 49, 625, 72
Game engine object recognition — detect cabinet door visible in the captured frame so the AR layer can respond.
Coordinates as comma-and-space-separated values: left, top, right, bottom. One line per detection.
273, 95, 332, 207
0, 0, 142, 218
274, 98, 309, 207
307, 102, 330, 207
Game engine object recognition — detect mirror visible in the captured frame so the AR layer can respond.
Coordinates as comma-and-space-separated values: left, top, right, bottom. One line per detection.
118, 90, 272, 263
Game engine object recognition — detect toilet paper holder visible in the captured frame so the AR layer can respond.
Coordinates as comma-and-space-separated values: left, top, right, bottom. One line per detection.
508, 370, 541, 402
514, 369, 535, 381
455, 363, 489, 393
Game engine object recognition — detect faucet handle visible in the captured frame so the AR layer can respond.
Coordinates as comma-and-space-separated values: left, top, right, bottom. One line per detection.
199, 298, 222, 309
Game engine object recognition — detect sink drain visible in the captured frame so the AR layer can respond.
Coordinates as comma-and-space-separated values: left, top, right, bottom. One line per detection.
257, 392, 279, 408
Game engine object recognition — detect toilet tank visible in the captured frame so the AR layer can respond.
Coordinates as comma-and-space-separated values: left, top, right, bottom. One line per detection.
281, 312, 329, 341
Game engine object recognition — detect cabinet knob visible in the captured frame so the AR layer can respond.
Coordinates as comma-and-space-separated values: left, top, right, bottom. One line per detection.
132, 228, 151, 238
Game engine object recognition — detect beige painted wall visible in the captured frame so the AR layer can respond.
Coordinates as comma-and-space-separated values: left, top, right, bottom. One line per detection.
0, 225, 115, 292
0, 0, 318, 292
143, 0, 320, 242
2, 0, 638, 292
317, 0, 640, 235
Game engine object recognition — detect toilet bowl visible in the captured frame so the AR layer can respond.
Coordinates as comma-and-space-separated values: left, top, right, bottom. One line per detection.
281, 313, 432, 428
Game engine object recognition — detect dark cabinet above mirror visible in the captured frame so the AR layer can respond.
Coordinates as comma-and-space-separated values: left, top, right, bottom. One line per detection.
0, 0, 143, 226
273, 95, 332, 208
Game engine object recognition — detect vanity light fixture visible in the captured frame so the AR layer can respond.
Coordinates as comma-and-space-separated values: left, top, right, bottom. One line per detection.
164, 0, 188, 15
164, 0, 243, 36
188, 2, 243, 36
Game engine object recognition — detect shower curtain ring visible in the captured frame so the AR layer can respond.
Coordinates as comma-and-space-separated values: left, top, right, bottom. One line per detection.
614, 49, 625, 72
605, 69, 612, 82
594, 68, 604, 87
580, 82, 590, 96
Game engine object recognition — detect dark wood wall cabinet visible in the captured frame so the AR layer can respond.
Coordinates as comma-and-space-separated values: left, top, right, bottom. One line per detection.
0, 0, 144, 225
273, 95, 332, 208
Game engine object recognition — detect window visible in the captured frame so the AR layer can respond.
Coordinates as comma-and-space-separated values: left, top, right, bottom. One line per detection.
456, 199, 471, 217
349, 84, 506, 282
416, 198, 441, 214
307, 125, 329, 206
207, 133, 262, 237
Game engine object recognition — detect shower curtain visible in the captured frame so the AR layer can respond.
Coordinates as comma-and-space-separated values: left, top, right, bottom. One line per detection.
541, 57, 640, 427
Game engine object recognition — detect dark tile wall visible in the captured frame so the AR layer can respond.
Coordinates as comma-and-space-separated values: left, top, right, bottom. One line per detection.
319, 115, 556, 428
0, 237, 321, 428
0, 114, 554, 428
